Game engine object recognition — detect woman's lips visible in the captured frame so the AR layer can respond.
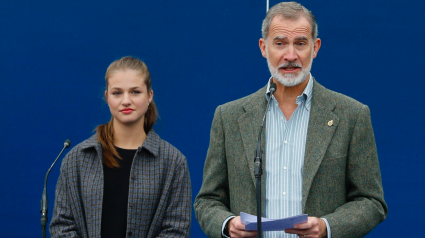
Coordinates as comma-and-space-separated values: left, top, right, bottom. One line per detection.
121, 108, 134, 114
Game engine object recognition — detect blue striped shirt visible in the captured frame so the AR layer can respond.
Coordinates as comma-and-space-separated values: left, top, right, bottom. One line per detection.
264, 76, 313, 238
264, 76, 330, 238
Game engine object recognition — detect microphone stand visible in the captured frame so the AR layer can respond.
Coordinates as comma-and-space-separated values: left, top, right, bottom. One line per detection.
41, 140, 71, 238
254, 83, 276, 238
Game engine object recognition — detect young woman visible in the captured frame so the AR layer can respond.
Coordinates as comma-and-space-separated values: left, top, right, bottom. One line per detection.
50, 56, 191, 238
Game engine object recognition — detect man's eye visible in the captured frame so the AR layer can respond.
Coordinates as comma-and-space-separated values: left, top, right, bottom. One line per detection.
297, 42, 306, 46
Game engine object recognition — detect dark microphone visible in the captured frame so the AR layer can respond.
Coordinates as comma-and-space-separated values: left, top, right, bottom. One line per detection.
40, 139, 71, 238
254, 82, 276, 238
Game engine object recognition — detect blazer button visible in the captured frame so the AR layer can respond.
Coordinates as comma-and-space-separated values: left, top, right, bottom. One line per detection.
129, 202, 134, 207
128, 231, 133, 236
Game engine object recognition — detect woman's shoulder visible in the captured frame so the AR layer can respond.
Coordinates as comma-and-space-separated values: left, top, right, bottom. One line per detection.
61, 133, 101, 167
145, 130, 186, 165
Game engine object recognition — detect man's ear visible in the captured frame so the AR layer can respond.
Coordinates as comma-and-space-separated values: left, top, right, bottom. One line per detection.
259, 38, 267, 58
313, 38, 321, 58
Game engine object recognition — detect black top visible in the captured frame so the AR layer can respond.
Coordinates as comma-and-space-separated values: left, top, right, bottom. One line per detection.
101, 147, 136, 238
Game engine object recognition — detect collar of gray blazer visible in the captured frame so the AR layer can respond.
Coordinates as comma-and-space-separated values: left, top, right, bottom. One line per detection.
79, 129, 161, 157
237, 77, 340, 211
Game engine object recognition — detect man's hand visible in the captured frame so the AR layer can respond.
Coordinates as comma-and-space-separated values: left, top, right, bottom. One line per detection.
227, 216, 258, 238
284, 217, 327, 238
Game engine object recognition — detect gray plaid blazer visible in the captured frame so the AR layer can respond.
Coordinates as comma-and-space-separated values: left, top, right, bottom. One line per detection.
50, 130, 191, 238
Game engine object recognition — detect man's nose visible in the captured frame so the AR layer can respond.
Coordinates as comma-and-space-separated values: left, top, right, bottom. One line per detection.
284, 45, 298, 62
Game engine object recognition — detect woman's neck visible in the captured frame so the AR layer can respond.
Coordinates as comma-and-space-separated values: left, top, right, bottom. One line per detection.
113, 120, 147, 149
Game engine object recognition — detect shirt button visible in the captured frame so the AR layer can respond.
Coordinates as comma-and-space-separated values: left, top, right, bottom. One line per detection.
283, 166, 287, 170
284, 140, 288, 144
281, 116, 284, 120
283, 192, 287, 195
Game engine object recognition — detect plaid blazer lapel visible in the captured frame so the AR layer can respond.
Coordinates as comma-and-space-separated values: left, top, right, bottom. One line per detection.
80, 141, 104, 237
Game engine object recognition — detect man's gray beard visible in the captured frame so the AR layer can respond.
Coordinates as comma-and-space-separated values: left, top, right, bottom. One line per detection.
266, 52, 313, 87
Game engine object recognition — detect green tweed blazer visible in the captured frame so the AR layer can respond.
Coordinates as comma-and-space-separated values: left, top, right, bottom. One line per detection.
194, 79, 388, 238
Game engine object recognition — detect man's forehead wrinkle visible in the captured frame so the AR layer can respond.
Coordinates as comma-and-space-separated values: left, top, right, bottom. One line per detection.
269, 26, 311, 40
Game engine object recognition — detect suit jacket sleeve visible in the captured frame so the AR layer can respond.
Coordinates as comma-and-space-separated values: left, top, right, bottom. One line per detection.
49, 152, 81, 238
194, 106, 235, 238
322, 105, 388, 237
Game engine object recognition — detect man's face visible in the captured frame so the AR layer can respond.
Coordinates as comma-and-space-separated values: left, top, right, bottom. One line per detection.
259, 15, 321, 87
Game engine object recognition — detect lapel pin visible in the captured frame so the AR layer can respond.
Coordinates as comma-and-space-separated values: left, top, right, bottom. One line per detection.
328, 120, 333, 126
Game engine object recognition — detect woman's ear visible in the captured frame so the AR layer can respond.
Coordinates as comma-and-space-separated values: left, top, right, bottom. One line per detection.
104, 90, 110, 106
149, 90, 154, 103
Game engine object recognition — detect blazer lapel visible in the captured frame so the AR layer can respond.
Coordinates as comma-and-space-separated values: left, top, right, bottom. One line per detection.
238, 85, 268, 185
302, 80, 339, 211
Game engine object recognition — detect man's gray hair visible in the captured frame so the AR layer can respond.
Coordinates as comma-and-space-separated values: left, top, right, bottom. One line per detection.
261, 2, 318, 40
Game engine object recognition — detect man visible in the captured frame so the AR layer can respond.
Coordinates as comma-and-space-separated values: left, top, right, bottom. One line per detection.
194, 2, 387, 238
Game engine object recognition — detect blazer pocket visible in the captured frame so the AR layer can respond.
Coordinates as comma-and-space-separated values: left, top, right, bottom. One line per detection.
318, 154, 348, 178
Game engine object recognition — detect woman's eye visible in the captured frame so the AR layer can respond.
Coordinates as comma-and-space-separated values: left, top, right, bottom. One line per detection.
132, 90, 141, 94
112, 91, 121, 95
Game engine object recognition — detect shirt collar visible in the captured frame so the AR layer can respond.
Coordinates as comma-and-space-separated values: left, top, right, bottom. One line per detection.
141, 129, 160, 157
265, 74, 314, 111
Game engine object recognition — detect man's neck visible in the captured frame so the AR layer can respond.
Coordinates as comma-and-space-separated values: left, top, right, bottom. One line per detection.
113, 120, 147, 149
273, 75, 310, 106
272, 75, 310, 121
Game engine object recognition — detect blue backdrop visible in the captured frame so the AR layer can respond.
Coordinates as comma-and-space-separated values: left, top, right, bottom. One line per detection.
1, 0, 424, 237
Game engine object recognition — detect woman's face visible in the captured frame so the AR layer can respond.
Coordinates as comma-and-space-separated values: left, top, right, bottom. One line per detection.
105, 69, 153, 128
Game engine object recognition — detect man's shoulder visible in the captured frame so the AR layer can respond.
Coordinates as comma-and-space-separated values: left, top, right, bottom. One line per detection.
217, 85, 266, 114
314, 81, 367, 111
